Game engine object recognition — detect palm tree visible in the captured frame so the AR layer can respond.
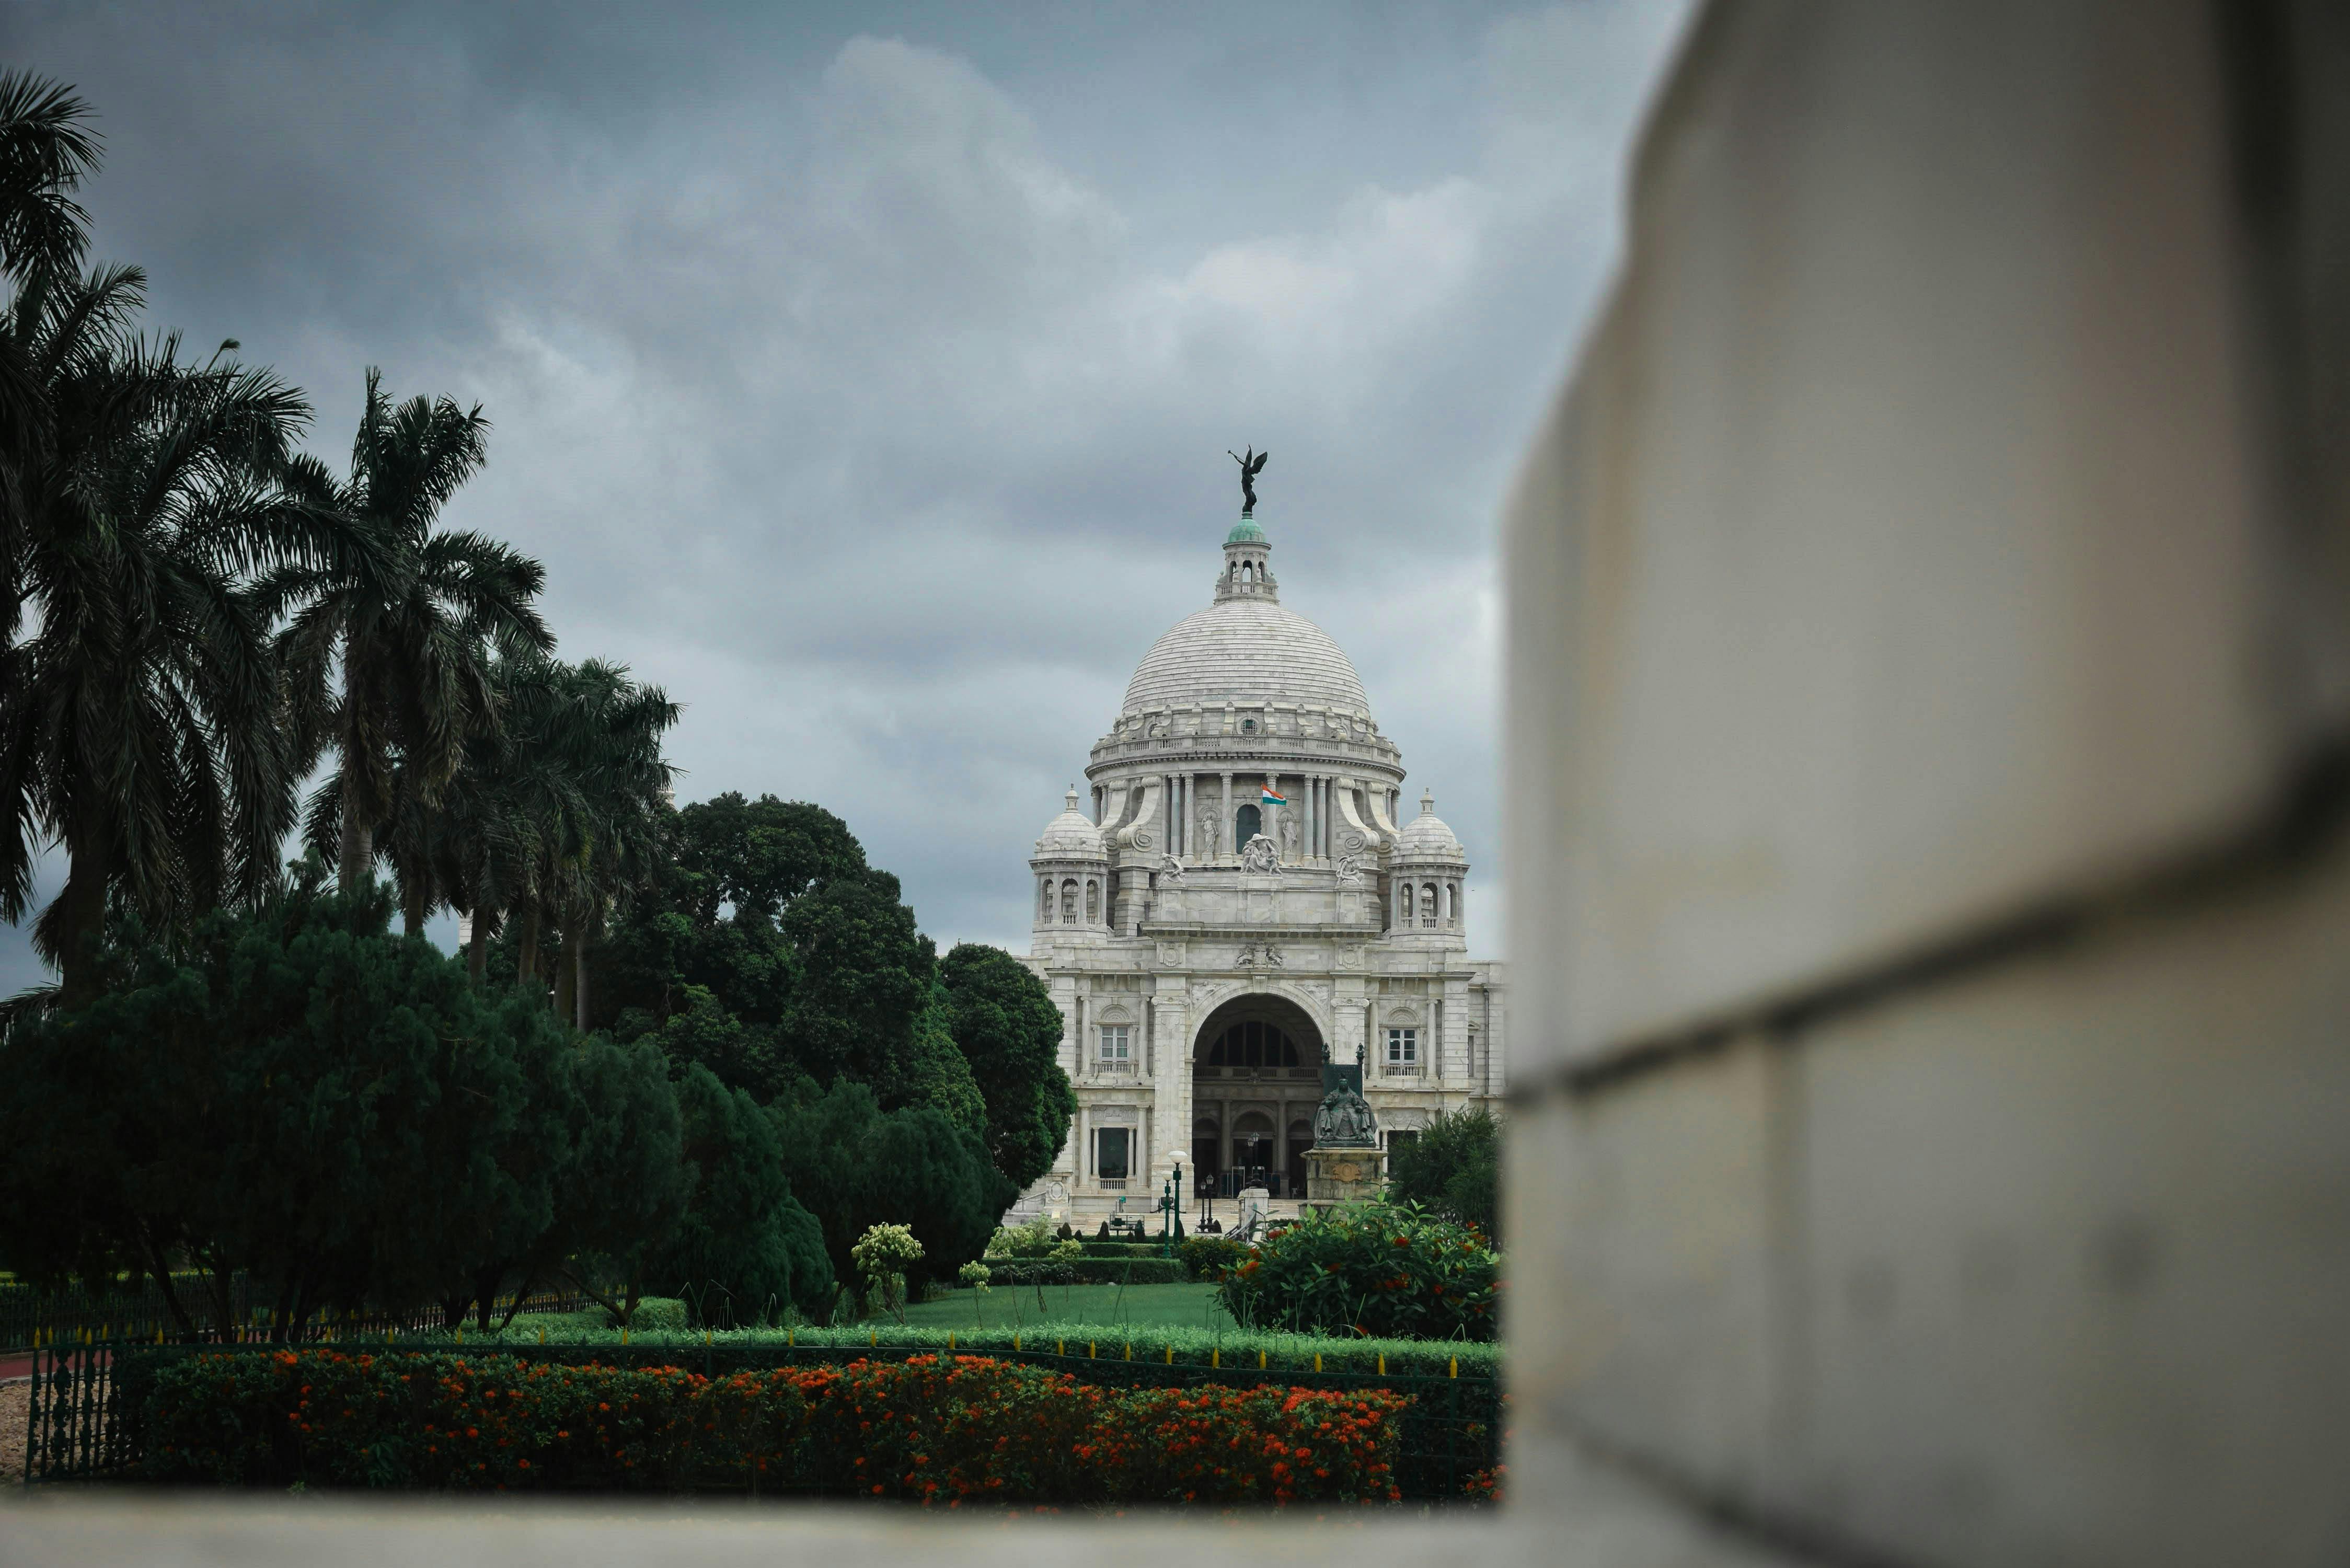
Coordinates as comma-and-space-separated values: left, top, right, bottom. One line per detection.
2, 327, 355, 1004
269, 368, 551, 906
1, 71, 105, 670
0, 71, 100, 284
539, 658, 678, 1027
438, 653, 676, 1021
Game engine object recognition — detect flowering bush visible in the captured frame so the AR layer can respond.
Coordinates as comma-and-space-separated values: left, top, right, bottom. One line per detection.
135, 1349, 793, 1491
136, 1348, 1406, 1505
851, 1223, 924, 1322
1215, 1202, 1498, 1341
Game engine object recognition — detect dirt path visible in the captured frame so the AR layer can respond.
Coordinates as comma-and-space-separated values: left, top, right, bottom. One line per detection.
1, 1381, 27, 1484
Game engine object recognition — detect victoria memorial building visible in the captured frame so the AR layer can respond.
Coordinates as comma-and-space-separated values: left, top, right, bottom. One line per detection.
1015, 509, 1507, 1226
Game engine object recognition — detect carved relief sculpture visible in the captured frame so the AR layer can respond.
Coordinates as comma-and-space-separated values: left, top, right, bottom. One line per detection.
1157, 852, 1184, 884
1240, 833, 1282, 874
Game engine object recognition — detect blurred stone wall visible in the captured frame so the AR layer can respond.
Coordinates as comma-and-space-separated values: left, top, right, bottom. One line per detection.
1504, 2, 2350, 1564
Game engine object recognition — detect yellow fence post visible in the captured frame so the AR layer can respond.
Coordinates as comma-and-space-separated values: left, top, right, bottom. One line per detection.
1314, 1352, 1322, 1373
1449, 1356, 1458, 1378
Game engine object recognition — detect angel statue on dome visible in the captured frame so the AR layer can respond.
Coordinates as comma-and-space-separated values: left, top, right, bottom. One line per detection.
1228, 445, 1269, 514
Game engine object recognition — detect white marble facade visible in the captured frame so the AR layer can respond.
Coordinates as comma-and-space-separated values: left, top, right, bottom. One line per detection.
1016, 514, 1506, 1226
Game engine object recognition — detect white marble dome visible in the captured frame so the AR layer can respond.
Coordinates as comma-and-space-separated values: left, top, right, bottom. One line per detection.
1122, 598, 1371, 716
1033, 788, 1107, 858
1393, 790, 1466, 861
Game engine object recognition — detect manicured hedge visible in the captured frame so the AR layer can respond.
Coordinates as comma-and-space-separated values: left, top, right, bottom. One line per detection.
328, 1320, 1500, 1382
982, 1257, 1190, 1287
1179, 1235, 1248, 1281
137, 1348, 1405, 1504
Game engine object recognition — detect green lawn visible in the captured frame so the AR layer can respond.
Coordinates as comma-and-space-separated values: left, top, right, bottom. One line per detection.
903, 1282, 1232, 1333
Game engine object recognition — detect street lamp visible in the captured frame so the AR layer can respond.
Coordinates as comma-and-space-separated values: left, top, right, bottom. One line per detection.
1158, 1160, 1186, 1255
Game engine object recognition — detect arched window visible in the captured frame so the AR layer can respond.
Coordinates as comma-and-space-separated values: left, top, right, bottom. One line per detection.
1235, 803, 1261, 844
1204, 1021, 1303, 1068
1422, 883, 1438, 921
1085, 880, 1100, 922
1039, 879, 1053, 921
1060, 879, 1078, 921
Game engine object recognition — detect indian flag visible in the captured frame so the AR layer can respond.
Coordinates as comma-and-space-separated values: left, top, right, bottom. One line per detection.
1261, 786, 1288, 805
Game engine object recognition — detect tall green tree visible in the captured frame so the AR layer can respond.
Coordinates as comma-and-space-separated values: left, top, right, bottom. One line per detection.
938, 942, 1076, 1190
270, 367, 550, 905
768, 1078, 1014, 1308
0, 883, 589, 1334
430, 653, 676, 1017
647, 1065, 833, 1324
1386, 1103, 1501, 1241
544, 1034, 692, 1328
2, 278, 356, 1002
594, 795, 937, 1104
0, 69, 103, 629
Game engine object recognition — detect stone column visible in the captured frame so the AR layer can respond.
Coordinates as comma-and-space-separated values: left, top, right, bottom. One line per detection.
1220, 773, 1234, 857
1151, 978, 1190, 1197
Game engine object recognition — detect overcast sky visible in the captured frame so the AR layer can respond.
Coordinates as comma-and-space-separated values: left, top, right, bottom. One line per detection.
3, 0, 1689, 985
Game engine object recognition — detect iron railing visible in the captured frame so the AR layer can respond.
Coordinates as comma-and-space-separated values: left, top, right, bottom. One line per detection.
0, 1278, 593, 1354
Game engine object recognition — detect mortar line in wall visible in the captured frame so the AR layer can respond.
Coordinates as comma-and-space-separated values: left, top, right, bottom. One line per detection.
1560, 1422, 1935, 1568
1508, 733, 2350, 1105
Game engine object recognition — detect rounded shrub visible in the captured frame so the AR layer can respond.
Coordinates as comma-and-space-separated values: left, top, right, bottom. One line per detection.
1216, 1202, 1497, 1341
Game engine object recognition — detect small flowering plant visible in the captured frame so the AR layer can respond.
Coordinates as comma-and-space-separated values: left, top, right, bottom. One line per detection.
850, 1223, 925, 1323
1216, 1201, 1499, 1341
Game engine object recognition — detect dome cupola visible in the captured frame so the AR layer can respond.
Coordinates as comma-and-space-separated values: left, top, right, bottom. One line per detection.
1217, 513, 1277, 604
1389, 789, 1469, 937
1033, 786, 1107, 859
1393, 790, 1467, 864
1032, 786, 1110, 933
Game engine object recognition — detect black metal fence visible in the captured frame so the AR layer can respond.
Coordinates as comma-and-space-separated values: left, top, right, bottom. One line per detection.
24, 1334, 1501, 1501
0, 1277, 594, 1354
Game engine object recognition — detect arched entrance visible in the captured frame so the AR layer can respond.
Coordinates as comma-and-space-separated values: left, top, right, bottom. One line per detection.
1192, 994, 1324, 1200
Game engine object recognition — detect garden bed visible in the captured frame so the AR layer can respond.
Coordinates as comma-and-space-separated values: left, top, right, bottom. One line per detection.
25, 1334, 1500, 1500
119, 1348, 1442, 1504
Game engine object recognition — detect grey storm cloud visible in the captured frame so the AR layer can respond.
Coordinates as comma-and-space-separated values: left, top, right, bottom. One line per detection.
2, 0, 1689, 987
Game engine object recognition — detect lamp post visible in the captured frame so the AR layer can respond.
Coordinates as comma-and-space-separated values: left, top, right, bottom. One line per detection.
1159, 1161, 1185, 1255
